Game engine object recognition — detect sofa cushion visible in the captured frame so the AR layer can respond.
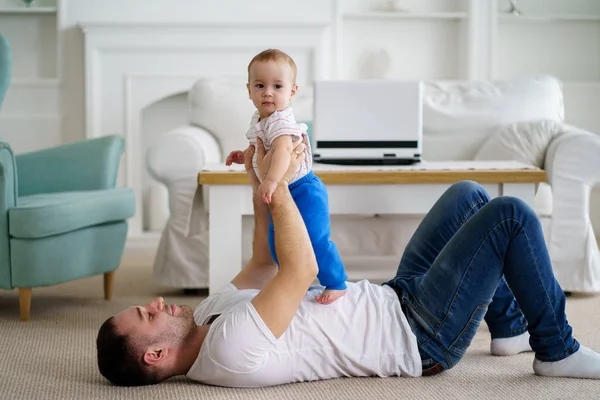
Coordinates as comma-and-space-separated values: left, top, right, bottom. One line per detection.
189, 78, 254, 158
422, 75, 564, 161
9, 188, 135, 239
473, 119, 562, 217
474, 119, 564, 168
424, 75, 564, 135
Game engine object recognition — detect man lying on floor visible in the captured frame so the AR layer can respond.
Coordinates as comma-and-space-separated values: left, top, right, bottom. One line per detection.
96, 140, 600, 387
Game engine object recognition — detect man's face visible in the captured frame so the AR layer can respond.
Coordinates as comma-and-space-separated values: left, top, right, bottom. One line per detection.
247, 60, 297, 118
113, 297, 196, 358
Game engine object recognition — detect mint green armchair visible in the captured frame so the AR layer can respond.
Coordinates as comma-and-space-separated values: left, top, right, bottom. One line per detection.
0, 34, 11, 108
1, 34, 136, 320
0, 137, 136, 320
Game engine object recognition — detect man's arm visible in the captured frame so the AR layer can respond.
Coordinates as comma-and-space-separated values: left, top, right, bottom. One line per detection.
251, 182, 318, 338
230, 143, 278, 290
230, 139, 307, 292
230, 190, 278, 291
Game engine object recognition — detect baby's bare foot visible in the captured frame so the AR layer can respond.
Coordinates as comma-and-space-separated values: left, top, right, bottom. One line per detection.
315, 289, 347, 305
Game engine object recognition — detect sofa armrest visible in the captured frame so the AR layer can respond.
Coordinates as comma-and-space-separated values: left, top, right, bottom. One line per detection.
146, 125, 221, 184
15, 135, 125, 196
146, 125, 221, 237
543, 124, 600, 291
545, 125, 600, 186
0, 142, 17, 288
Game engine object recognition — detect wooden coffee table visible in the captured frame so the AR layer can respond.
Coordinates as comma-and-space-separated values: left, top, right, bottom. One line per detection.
197, 161, 547, 293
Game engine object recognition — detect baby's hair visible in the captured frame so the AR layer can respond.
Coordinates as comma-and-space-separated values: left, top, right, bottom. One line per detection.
247, 49, 297, 84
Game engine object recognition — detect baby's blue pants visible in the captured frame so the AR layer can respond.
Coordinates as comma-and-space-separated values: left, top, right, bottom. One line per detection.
268, 171, 348, 291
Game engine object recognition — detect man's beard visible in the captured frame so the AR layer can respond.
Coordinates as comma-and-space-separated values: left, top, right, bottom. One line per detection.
158, 305, 196, 345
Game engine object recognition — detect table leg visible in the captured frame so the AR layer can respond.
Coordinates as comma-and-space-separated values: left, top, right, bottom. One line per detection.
208, 186, 243, 294
501, 183, 537, 208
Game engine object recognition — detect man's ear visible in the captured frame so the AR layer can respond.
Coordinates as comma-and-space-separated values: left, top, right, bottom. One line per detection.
142, 346, 168, 366
290, 84, 298, 100
247, 83, 251, 99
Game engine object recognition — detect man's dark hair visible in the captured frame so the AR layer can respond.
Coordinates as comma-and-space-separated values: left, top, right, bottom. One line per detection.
96, 317, 160, 386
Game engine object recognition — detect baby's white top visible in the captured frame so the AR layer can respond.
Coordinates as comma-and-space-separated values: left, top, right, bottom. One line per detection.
245, 107, 312, 183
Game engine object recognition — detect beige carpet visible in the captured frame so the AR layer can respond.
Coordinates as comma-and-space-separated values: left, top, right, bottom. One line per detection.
1, 263, 599, 400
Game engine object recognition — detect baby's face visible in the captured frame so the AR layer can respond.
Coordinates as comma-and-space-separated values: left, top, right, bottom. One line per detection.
247, 61, 297, 118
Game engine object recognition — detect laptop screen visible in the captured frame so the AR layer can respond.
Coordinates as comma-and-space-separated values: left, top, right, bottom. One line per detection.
313, 80, 423, 163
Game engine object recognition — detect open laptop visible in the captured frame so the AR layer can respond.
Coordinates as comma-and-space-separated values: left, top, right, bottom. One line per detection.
312, 80, 423, 165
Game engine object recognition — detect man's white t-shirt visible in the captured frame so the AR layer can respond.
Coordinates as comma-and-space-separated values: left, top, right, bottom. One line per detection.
186, 280, 422, 388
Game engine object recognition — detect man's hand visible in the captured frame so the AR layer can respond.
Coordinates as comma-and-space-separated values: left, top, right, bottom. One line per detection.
254, 138, 305, 185
243, 145, 261, 191
244, 139, 305, 196
225, 150, 245, 166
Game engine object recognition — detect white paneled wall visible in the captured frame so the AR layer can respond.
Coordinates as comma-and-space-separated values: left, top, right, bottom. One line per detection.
0, 0, 60, 152
1, 0, 599, 238
342, 18, 466, 80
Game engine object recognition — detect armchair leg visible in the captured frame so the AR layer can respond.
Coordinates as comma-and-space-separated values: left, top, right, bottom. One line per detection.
19, 288, 32, 321
104, 271, 115, 301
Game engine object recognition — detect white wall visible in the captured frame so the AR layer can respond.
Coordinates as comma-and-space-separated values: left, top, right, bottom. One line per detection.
1, 0, 600, 237
0, 0, 61, 152
57, 0, 336, 147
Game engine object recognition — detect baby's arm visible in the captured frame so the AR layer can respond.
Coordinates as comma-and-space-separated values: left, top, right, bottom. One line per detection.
265, 135, 294, 184
257, 135, 294, 203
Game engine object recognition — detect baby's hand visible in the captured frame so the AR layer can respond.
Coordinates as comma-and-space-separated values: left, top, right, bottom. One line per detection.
225, 150, 245, 166
257, 179, 278, 204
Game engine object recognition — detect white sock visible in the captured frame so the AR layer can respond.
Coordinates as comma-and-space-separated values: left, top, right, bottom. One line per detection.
490, 332, 532, 356
533, 345, 600, 379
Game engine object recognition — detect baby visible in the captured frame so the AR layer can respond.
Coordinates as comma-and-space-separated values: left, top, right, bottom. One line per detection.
226, 49, 347, 304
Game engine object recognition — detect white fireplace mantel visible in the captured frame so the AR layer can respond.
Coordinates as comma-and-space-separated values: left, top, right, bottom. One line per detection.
79, 11, 336, 239
79, 21, 334, 31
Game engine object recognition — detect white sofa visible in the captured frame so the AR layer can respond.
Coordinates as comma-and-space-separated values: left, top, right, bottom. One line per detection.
146, 76, 600, 293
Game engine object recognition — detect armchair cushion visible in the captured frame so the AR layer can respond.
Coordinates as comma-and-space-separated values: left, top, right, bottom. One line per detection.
474, 119, 563, 168
9, 188, 135, 239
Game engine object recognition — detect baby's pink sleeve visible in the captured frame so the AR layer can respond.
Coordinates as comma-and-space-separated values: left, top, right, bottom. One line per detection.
264, 115, 306, 145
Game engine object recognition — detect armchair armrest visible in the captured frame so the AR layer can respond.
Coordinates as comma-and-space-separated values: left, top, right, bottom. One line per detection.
0, 142, 17, 288
15, 135, 125, 196
544, 124, 600, 291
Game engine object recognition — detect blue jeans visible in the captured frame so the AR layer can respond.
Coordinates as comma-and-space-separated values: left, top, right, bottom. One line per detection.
385, 181, 580, 372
